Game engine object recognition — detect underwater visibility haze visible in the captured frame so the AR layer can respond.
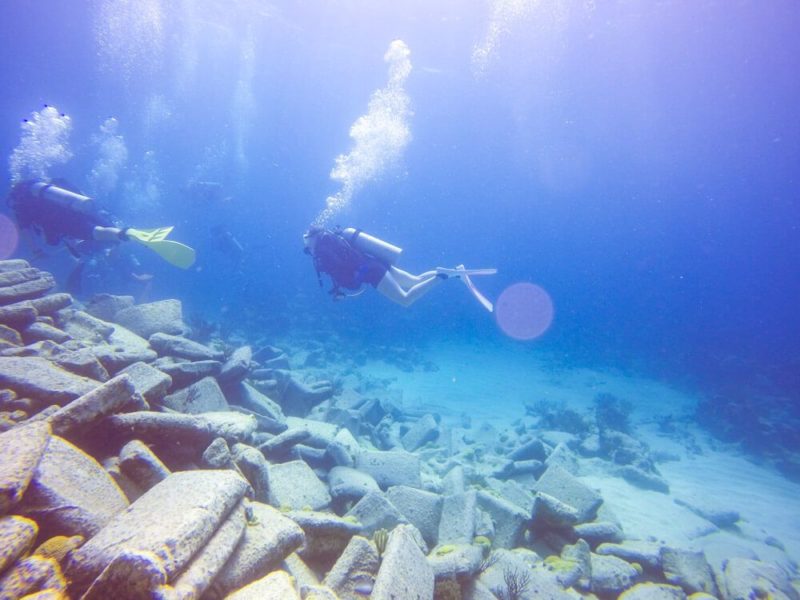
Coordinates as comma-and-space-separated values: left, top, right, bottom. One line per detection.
1, 0, 800, 596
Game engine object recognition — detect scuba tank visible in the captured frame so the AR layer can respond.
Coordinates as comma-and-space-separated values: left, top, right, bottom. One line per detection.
29, 181, 93, 211
343, 227, 402, 266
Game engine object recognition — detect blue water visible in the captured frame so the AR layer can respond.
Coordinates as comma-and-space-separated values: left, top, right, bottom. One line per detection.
1, 1, 798, 429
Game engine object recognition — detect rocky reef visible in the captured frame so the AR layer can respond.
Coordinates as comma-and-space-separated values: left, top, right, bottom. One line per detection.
1, 258, 798, 599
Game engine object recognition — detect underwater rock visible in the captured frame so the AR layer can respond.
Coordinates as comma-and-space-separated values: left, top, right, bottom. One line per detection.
118, 361, 172, 403
346, 491, 407, 538
160, 376, 229, 414
532, 491, 581, 528
219, 345, 252, 384
372, 524, 434, 600
673, 496, 740, 528
0, 421, 51, 513
510, 436, 549, 462
355, 450, 421, 490
557, 538, 592, 589
618, 582, 687, 599
226, 570, 301, 600
590, 553, 639, 595
534, 465, 603, 523
281, 551, 320, 590
118, 439, 171, 491
47, 373, 137, 437
57, 309, 114, 343
0, 356, 97, 405
544, 441, 580, 474
268, 460, 331, 510
231, 443, 271, 504
0, 515, 38, 574
438, 490, 477, 544
84, 293, 135, 322
92, 326, 158, 375
166, 500, 247, 599
386, 485, 443, 548
0, 303, 37, 327
19, 435, 128, 538
258, 427, 311, 458
0, 555, 66, 598
476, 490, 529, 549
441, 465, 466, 496
325, 437, 355, 468
6, 341, 111, 382
213, 502, 305, 596
223, 381, 286, 425
80, 548, 167, 599
596, 540, 664, 571
427, 542, 484, 581
328, 465, 380, 504
149, 332, 224, 361
270, 370, 335, 417
401, 412, 440, 452
616, 464, 670, 493
721, 557, 799, 600
22, 321, 71, 344
113, 299, 185, 339
0, 269, 55, 305
156, 357, 222, 390
0, 324, 22, 347
288, 510, 362, 564
102, 410, 257, 446
572, 520, 625, 546
64, 469, 248, 596
322, 534, 379, 599
661, 547, 718, 596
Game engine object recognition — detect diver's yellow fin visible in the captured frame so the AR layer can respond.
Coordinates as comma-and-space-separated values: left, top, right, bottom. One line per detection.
126, 227, 196, 269
126, 227, 174, 243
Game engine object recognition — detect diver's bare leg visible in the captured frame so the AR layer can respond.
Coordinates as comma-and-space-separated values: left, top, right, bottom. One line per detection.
377, 270, 442, 307
388, 265, 438, 289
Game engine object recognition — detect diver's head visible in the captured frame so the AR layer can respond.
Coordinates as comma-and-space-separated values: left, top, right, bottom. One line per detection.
303, 226, 324, 254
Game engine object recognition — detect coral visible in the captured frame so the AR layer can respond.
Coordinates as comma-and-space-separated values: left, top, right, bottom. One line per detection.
594, 393, 633, 433
434, 545, 457, 556
33, 535, 85, 564
525, 399, 590, 435
373, 528, 389, 556
434, 577, 462, 600
492, 567, 531, 600
544, 555, 578, 574
473, 535, 492, 551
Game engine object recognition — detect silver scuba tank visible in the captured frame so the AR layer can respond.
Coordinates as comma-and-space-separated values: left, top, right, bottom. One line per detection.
30, 181, 93, 209
343, 227, 403, 266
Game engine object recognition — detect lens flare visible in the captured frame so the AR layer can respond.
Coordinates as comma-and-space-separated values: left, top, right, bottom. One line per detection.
495, 282, 554, 340
0, 214, 20, 260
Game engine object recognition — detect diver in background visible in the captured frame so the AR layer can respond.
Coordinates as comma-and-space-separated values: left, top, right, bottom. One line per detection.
6, 179, 196, 293
303, 226, 496, 309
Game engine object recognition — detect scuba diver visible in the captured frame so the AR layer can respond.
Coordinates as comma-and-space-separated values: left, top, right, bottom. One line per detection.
303, 226, 496, 310
6, 179, 196, 292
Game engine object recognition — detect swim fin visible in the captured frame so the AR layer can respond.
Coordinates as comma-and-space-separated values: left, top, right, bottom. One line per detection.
439, 265, 496, 312
436, 267, 497, 277
126, 227, 196, 269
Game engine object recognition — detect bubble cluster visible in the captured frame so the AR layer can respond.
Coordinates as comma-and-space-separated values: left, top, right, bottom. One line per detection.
472, 0, 537, 77
87, 117, 128, 197
94, 0, 164, 84
314, 40, 413, 227
8, 106, 73, 184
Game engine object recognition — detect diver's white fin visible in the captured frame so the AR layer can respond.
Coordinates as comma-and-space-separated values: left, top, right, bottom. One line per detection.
436, 267, 497, 277
449, 264, 494, 312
